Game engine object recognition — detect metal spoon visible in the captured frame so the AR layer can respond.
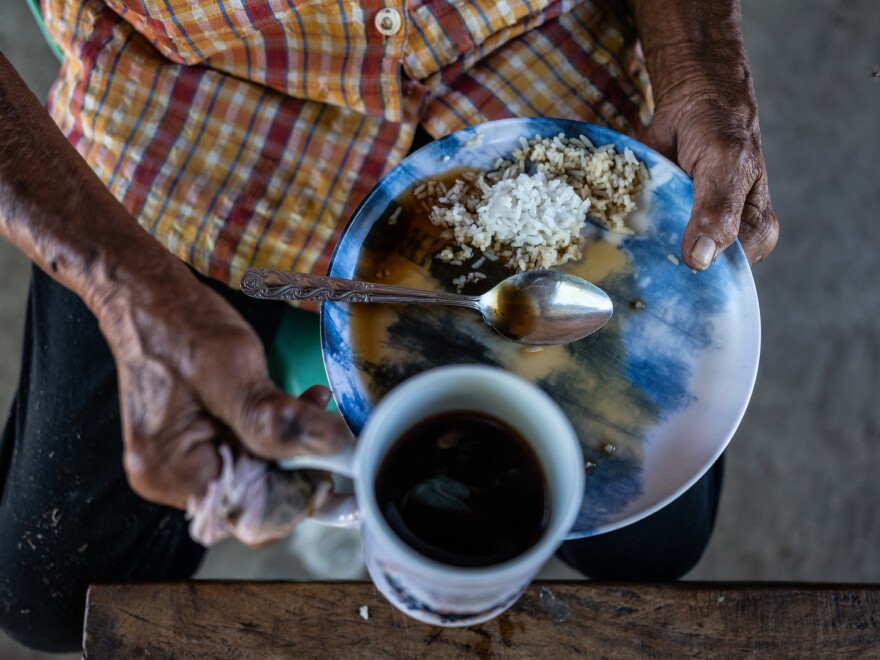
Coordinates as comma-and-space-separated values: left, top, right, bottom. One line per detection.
241, 268, 613, 345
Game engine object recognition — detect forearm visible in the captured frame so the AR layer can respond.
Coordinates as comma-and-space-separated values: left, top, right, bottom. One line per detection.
628, 1, 750, 104
0, 53, 191, 316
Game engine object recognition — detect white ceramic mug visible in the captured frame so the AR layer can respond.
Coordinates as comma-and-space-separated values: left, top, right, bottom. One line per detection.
282, 364, 584, 626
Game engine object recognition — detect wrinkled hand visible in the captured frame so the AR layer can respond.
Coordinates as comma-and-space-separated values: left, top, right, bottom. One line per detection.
98, 267, 353, 545
640, 45, 779, 270
0, 51, 352, 546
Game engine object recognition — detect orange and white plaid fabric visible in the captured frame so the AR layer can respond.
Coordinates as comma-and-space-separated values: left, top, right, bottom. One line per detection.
43, 0, 652, 288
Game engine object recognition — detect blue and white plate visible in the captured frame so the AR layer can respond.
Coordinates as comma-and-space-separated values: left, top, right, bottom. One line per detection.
320, 118, 760, 539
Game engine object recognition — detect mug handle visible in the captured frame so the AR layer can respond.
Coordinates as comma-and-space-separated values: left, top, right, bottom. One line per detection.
279, 446, 361, 528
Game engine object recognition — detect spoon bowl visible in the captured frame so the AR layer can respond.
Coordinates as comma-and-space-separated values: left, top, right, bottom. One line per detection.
477, 270, 613, 345
241, 268, 613, 345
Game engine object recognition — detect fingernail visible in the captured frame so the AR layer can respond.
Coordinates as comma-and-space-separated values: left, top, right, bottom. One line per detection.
691, 235, 716, 271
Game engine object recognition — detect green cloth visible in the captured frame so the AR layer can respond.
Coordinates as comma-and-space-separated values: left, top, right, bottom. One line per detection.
27, 0, 64, 62
267, 307, 337, 412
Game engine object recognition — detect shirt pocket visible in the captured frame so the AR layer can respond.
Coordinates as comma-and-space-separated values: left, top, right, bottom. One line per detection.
104, 0, 340, 66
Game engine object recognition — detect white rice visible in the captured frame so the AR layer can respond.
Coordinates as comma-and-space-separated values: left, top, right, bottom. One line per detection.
429, 133, 649, 280
434, 171, 589, 272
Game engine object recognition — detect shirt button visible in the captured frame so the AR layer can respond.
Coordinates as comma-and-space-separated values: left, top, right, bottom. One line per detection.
374, 8, 402, 36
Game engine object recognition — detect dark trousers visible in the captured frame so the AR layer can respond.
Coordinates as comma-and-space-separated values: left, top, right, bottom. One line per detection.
0, 266, 283, 652
0, 265, 723, 652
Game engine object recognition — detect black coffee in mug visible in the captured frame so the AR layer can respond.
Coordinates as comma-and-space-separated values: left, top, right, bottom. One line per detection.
375, 409, 550, 568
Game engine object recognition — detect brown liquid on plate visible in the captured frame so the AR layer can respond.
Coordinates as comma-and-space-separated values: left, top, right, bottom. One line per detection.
349, 169, 649, 465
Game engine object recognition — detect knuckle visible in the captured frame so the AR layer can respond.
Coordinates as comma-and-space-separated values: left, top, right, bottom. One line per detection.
123, 445, 162, 500
741, 200, 780, 260
126, 414, 156, 445
729, 144, 761, 179
759, 208, 780, 250
693, 200, 742, 244
764, 220, 780, 253
239, 386, 284, 453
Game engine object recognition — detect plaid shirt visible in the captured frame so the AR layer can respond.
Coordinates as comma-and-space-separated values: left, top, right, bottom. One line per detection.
44, 0, 651, 289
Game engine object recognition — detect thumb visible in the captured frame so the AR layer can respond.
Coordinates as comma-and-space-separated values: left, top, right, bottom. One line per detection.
681, 153, 752, 271
208, 372, 353, 462
298, 384, 334, 409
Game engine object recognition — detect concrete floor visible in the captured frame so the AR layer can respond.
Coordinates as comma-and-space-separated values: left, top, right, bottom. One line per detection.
1, 0, 879, 656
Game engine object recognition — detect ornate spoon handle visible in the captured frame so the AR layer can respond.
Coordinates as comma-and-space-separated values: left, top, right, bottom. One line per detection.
241, 269, 480, 308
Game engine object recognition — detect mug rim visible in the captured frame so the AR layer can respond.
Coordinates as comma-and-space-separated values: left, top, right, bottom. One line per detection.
353, 364, 584, 584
